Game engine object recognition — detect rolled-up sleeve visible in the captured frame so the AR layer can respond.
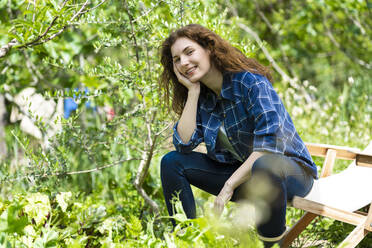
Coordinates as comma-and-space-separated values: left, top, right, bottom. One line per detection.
247, 81, 286, 154
173, 112, 204, 153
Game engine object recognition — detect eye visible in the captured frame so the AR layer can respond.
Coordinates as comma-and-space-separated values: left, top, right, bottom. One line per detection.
173, 57, 180, 63
187, 50, 194, 55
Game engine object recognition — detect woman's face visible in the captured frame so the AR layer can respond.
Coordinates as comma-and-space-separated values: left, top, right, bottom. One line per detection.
171, 37, 211, 83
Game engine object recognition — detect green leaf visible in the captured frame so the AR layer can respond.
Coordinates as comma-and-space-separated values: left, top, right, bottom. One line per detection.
24, 193, 51, 226
56, 192, 72, 212
0, 202, 28, 234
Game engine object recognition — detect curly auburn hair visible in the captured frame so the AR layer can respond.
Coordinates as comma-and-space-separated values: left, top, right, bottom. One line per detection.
159, 24, 272, 116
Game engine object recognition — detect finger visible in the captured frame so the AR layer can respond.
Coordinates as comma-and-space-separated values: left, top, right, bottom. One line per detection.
173, 66, 186, 83
223, 194, 232, 203
213, 199, 220, 209
213, 204, 222, 216
214, 205, 223, 217
214, 198, 224, 211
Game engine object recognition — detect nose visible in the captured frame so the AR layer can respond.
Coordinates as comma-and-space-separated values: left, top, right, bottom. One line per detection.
179, 55, 189, 67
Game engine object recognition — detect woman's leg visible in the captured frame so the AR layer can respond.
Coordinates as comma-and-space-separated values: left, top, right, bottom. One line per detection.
237, 154, 314, 247
160, 151, 240, 226
160, 150, 314, 246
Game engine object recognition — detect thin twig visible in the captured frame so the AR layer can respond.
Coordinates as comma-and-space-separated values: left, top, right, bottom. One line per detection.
237, 21, 314, 104
33, 0, 36, 22
30, 0, 90, 46
1, 0, 101, 57
80, 0, 107, 14
132, 0, 164, 23
155, 122, 172, 136
65, 157, 139, 175
254, 0, 274, 31
18, 0, 69, 48
7, 0, 12, 19
124, 0, 140, 62
2, 157, 140, 183
23, 50, 42, 85
233, 22, 293, 83
70, 0, 89, 21
323, 15, 371, 69
252, 0, 297, 78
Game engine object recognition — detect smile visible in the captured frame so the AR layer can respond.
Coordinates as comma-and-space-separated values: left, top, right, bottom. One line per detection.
185, 66, 197, 76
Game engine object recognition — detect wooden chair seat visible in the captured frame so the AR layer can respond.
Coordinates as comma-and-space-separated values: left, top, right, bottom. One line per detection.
302, 164, 372, 212
282, 141, 372, 248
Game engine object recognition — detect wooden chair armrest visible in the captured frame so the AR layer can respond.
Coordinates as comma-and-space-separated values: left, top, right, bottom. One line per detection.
305, 142, 361, 160
305, 142, 372, 168
356, 153, 372, 168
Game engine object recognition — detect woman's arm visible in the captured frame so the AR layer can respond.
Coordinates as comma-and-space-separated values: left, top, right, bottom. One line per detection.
213, 151, 267, 215
172, 64, 201, 144
177, 87, 200, 143
226, 151, 267, 189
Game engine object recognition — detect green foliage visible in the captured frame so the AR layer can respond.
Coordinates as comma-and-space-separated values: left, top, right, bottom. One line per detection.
1, 0, 371, 247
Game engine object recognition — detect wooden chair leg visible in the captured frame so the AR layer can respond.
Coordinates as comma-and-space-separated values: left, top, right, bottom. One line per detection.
365, 203, 372, 232
281, 212, 318, 248
338, 222, 369, 248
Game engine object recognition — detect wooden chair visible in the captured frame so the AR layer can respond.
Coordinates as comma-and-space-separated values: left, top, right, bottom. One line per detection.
281, 142, 372, 248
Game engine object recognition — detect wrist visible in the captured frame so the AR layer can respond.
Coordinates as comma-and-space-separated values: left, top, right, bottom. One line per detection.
224, 180, 235, 190
188, 86, 200, 97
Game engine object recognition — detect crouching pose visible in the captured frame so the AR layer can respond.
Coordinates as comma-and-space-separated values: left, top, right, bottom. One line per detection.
159, 24, 317, 247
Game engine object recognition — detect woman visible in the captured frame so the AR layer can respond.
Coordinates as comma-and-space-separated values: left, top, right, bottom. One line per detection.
159, 24, 317, 247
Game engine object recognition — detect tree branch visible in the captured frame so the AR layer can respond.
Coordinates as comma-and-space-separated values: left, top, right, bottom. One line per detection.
0, 95, 7, 161
124, 0, 140, 62
225, 2, 294, 83
0, 39, 17, 58
80, 0, 107, 14
132, 0, 165, 23
224, 3, 317, 106
2, 157, 140, 183
134, 143, 160, 214
70, 0, 90, 21
253, 0, 274, 31
322, 15, 371, 70
133, 86, 160, 213
1, 0, 105, 58
18, 0, 69, 49
252, 0, 297, 79
233, 21, 316, 104
64, 157, 139, 175
7, 0, 13, 19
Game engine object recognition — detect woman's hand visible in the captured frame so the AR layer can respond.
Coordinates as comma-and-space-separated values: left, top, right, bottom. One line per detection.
173, 65, 200, 93
213, 183, 234, 217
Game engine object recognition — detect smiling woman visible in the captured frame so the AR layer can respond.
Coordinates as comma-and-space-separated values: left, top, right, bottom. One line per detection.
159, 24, 272, 116
171, 37, 213, 85
158, 24, 317, 248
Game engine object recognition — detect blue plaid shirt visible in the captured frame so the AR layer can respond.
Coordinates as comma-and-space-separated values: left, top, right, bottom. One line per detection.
173, 71, 318, 178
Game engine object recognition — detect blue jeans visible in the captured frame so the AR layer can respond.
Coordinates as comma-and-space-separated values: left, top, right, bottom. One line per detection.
160, 151, 314, 239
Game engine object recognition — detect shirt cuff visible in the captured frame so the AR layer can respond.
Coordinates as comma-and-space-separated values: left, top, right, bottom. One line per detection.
173, 122, 199, 152
253, 136, 285, 155
253, 146, 284, 155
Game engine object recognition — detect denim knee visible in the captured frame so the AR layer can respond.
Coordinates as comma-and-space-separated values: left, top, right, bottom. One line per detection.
160, 151, 183, 178
251, 154, 286, 180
